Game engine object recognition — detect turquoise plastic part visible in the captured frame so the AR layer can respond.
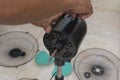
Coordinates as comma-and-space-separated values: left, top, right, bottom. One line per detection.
35, 50, 54, 65
52, 62, 73, 76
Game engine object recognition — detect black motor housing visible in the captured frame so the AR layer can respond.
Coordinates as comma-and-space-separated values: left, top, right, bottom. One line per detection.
43, 14, 87, 62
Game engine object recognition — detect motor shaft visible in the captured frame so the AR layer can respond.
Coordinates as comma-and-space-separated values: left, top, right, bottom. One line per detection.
55, 66, 64, 80
48, 49, 58, 61
57, 66, 62, 78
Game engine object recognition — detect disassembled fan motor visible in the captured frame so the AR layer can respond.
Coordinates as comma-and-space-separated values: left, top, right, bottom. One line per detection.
44, 14, 87, 80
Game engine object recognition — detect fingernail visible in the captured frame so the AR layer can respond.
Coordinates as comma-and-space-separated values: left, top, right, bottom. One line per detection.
45, 27, 51, 33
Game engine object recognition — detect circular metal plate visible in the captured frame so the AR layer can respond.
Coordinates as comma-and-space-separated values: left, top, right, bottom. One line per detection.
0, 31, 39, 67
74, 48, 119, 80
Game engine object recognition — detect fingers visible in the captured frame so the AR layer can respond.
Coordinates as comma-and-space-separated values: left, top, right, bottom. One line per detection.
48, 12, 63, 26
32, 12, 63, 33
44, 13, 63, 32
65, 10, 93, 19
79, 10, 93, 19
67, 0, 93, 19
45, 26, 52, 33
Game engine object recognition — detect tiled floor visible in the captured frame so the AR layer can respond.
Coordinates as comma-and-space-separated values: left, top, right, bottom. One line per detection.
0, 0, 119, 80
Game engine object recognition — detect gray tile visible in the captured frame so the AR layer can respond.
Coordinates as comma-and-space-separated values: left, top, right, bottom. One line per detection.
78, 33, 120, 57
92, 0, 120, 11
0, 66, 22, 80
17, 60, 54, 80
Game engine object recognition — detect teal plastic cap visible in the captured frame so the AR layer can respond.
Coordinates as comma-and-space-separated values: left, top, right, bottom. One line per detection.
35, 50, 54, 65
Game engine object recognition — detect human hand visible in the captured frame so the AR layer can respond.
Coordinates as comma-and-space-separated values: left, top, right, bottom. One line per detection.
32, 0, 93, 32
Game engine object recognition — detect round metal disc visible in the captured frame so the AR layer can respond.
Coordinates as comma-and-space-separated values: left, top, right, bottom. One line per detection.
0, 31, 39, 67
74, 48, 119, 80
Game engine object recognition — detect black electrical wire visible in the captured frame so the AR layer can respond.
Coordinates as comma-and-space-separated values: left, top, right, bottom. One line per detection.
50, 72, 57, 80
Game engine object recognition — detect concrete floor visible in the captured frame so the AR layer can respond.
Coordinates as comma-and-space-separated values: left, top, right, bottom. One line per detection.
0, 0, 119, 80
